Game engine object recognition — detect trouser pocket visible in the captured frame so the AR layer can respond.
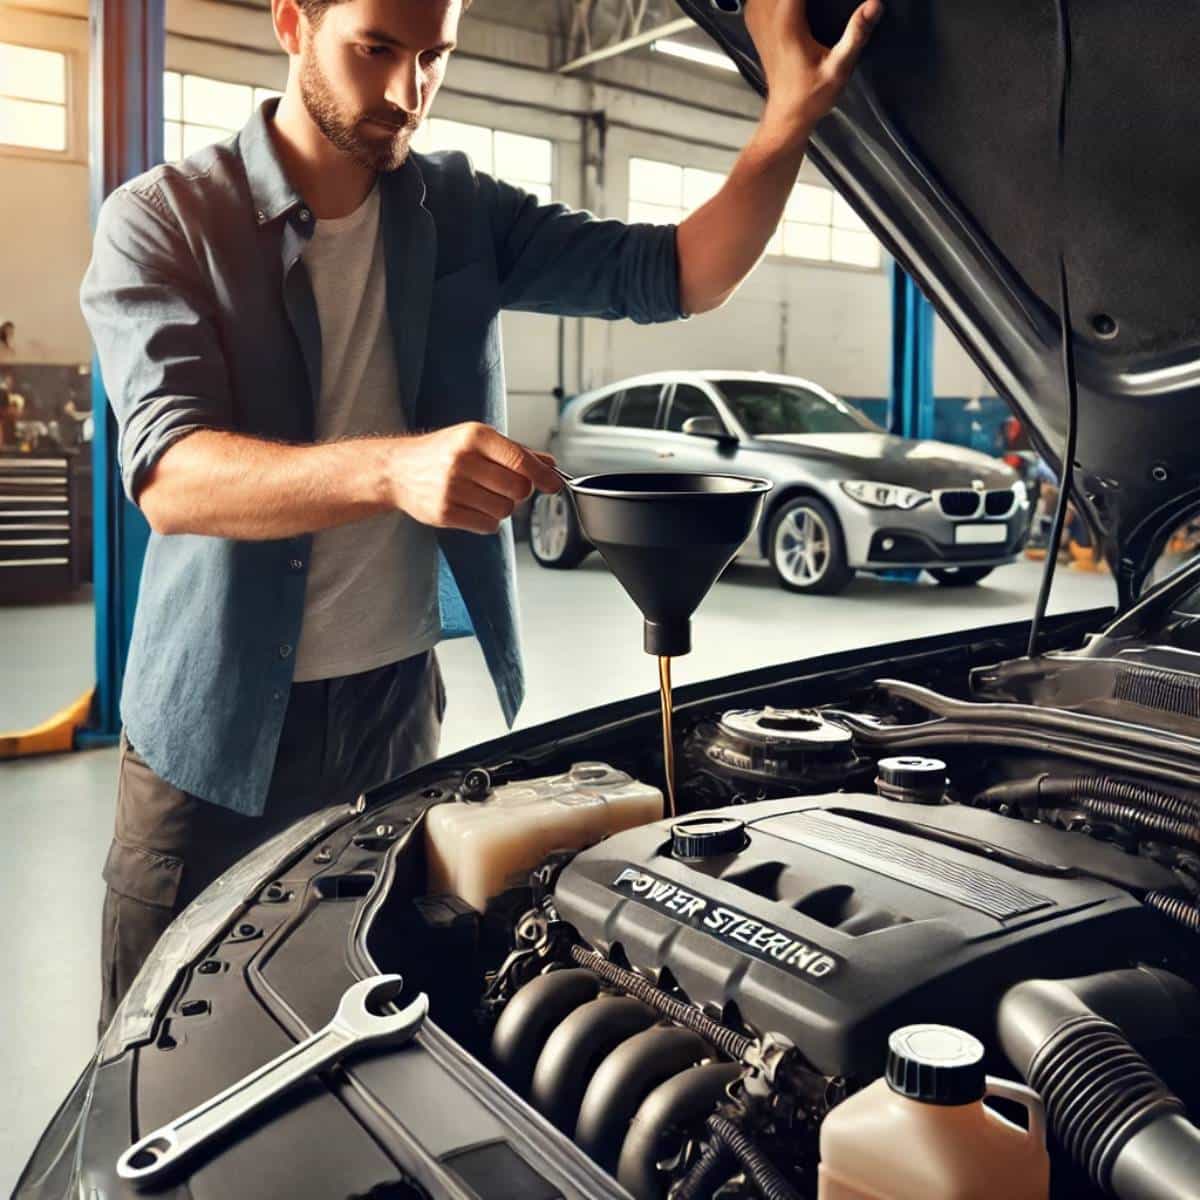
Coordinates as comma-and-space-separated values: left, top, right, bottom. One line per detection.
99, 837, 183, 1037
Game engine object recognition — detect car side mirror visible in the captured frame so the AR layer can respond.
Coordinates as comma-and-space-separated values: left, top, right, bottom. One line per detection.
682, 416, 736, 443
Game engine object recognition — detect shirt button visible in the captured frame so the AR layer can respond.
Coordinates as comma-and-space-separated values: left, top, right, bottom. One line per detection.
289, 558, 304, 571
298, 207, 311, 222
272, 689, 284, 702
255, 209, 266, 223
278, 643, 292, 659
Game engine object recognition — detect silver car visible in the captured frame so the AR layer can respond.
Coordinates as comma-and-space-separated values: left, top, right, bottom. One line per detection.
531, 371, 1032, 594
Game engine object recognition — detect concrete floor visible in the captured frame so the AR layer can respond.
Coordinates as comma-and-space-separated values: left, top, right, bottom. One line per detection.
0, 547, 1114, 1190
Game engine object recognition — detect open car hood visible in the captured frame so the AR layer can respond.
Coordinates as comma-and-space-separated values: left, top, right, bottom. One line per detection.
677, 0, 1200, 605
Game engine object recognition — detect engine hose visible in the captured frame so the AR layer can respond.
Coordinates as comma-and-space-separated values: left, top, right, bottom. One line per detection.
1069, 775, 1200, 823
567, 945, 754, 1062
998, 969, 1200, 1200
1144, 891, 1200, 934
672, 1141, 730, 1200
1078, 796, 1200, 849
704, 1115, 801, 1200
976, 774, 1200, 849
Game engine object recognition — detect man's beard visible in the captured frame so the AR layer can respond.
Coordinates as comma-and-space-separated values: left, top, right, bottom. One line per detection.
299, 51, 420, 173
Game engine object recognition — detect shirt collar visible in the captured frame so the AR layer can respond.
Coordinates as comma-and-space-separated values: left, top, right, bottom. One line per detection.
240, 98, 429, 227
240, 98, 305, 226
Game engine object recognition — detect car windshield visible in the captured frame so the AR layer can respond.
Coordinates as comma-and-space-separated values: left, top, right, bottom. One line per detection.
717, 379, 879, 437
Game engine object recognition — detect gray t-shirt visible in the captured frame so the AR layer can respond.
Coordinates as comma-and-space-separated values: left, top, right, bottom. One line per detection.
293, 185, 439, 682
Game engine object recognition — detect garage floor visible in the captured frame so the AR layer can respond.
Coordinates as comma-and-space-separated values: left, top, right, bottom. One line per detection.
0, 547, 1113, 1190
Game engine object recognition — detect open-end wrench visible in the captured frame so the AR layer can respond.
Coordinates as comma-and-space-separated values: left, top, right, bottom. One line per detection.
117, 973, 428, 1186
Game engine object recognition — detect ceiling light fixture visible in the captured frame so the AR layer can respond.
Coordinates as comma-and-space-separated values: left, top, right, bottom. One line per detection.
650, 39, 738, 72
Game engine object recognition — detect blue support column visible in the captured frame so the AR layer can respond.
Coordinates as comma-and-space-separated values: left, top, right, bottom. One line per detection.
79, 0, 163, 745
888, 261, 936, 441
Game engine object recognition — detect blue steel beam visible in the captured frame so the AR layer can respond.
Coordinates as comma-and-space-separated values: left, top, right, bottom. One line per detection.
80, 0, 162, 745
888, 260, 935, 442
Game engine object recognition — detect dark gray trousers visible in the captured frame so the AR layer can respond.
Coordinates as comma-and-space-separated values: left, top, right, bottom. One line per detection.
99, 650, 444, 1036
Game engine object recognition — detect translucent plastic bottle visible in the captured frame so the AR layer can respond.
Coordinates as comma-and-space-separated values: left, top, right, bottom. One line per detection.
818, 1024, 1049, 1200
424, 763, 663, 911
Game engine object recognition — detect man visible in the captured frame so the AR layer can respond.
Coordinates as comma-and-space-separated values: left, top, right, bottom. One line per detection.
81, 0, 881, 1032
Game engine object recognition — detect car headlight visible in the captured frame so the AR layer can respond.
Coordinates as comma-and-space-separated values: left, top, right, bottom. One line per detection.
841, 480, 931, 510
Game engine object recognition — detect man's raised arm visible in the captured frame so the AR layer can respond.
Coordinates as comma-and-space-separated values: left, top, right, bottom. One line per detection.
677, 0, 883, 315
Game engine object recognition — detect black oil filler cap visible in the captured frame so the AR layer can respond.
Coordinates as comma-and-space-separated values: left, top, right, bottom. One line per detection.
886, 1024, 986, 1106
672, 816, 748, 859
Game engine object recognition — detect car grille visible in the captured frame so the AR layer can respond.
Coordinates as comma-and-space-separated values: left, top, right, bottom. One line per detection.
936, 488, 1017, 520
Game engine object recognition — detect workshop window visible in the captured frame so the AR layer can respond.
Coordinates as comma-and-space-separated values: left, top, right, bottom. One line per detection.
411, 119, 554, 203
0, 43, 68, 153
628, 158, 724, 228
163, 71, 282, 161
628, 156, 881, 269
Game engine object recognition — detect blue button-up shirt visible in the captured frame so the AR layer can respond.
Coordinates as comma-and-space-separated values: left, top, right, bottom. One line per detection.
81, 100, 684, 816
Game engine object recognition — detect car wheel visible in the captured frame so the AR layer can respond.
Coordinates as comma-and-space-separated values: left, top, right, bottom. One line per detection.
529, 490, 591, 569
767, 496, 853, 595
929, 566, 994, 587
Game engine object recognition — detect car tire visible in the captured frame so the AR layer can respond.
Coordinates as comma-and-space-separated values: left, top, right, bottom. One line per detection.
529, 490, 591, 569
767, 496, 853, 595
929, 566, 994, 587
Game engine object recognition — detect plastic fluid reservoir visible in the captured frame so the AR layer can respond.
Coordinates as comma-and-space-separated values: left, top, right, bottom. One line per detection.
818, 1024, 1049, 1200
425, 763, 663, 912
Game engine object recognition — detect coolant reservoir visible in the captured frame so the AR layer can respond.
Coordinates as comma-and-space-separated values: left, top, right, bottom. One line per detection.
425, 763, 662, 911
818, 1025, 1049, 1200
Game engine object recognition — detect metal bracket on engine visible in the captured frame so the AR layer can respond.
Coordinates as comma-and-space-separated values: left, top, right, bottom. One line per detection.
741, 1031, 798, 1094
479, 906, 572, 1016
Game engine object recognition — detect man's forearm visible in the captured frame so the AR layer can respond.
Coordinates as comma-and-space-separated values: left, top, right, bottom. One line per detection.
136, 421, 563, 541
137, 430, 396, 540
676, 113, 811, 316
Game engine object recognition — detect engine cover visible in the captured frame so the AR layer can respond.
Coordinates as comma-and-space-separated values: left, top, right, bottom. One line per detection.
552, 794, 1180, 1077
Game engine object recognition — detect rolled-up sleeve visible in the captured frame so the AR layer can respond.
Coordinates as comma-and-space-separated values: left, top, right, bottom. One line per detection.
483, 174, 687, 325
80, 184, 233, 504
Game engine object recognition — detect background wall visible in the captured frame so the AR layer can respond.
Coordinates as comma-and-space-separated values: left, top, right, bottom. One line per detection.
0, 0, 997, 449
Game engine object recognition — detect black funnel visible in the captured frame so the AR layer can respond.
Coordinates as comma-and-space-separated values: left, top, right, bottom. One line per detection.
566, 472, 771, 656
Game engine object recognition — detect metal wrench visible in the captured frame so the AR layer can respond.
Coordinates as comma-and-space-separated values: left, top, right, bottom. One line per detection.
117, 973, 428, 1186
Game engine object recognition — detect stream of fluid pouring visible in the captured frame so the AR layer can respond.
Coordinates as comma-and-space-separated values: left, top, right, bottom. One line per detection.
658, 655, 676, 818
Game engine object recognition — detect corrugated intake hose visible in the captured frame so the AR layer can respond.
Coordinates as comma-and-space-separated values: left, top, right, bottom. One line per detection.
998, 969, 1200, 1200
671, 1140, 730, 1200
567, 944, 754, 1061
684, 1115, 800, 1200
1143, 891, 1200, 934
976, 773, 1200, 850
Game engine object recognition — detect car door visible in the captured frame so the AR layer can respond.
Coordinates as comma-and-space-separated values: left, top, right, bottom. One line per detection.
655, 382, 739, 473
586, 381, 668, 474
559, 388, 623, 476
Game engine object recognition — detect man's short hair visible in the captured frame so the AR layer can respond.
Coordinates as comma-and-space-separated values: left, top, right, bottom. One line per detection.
297, 0, 469, 30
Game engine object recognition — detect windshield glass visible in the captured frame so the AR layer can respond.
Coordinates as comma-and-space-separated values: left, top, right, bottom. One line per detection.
718, 379, 879, 437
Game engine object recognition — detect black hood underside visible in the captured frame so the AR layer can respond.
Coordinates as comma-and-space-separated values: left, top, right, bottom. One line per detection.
676, 0, 1200, 604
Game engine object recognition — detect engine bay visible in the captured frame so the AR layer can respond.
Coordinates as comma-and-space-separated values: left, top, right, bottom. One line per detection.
355, 631, 1200, 1200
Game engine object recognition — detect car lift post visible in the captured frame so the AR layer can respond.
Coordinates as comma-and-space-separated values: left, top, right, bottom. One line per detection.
0, 0, 162, 757
78, 0, 163, 746
889, 261, 936, 442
